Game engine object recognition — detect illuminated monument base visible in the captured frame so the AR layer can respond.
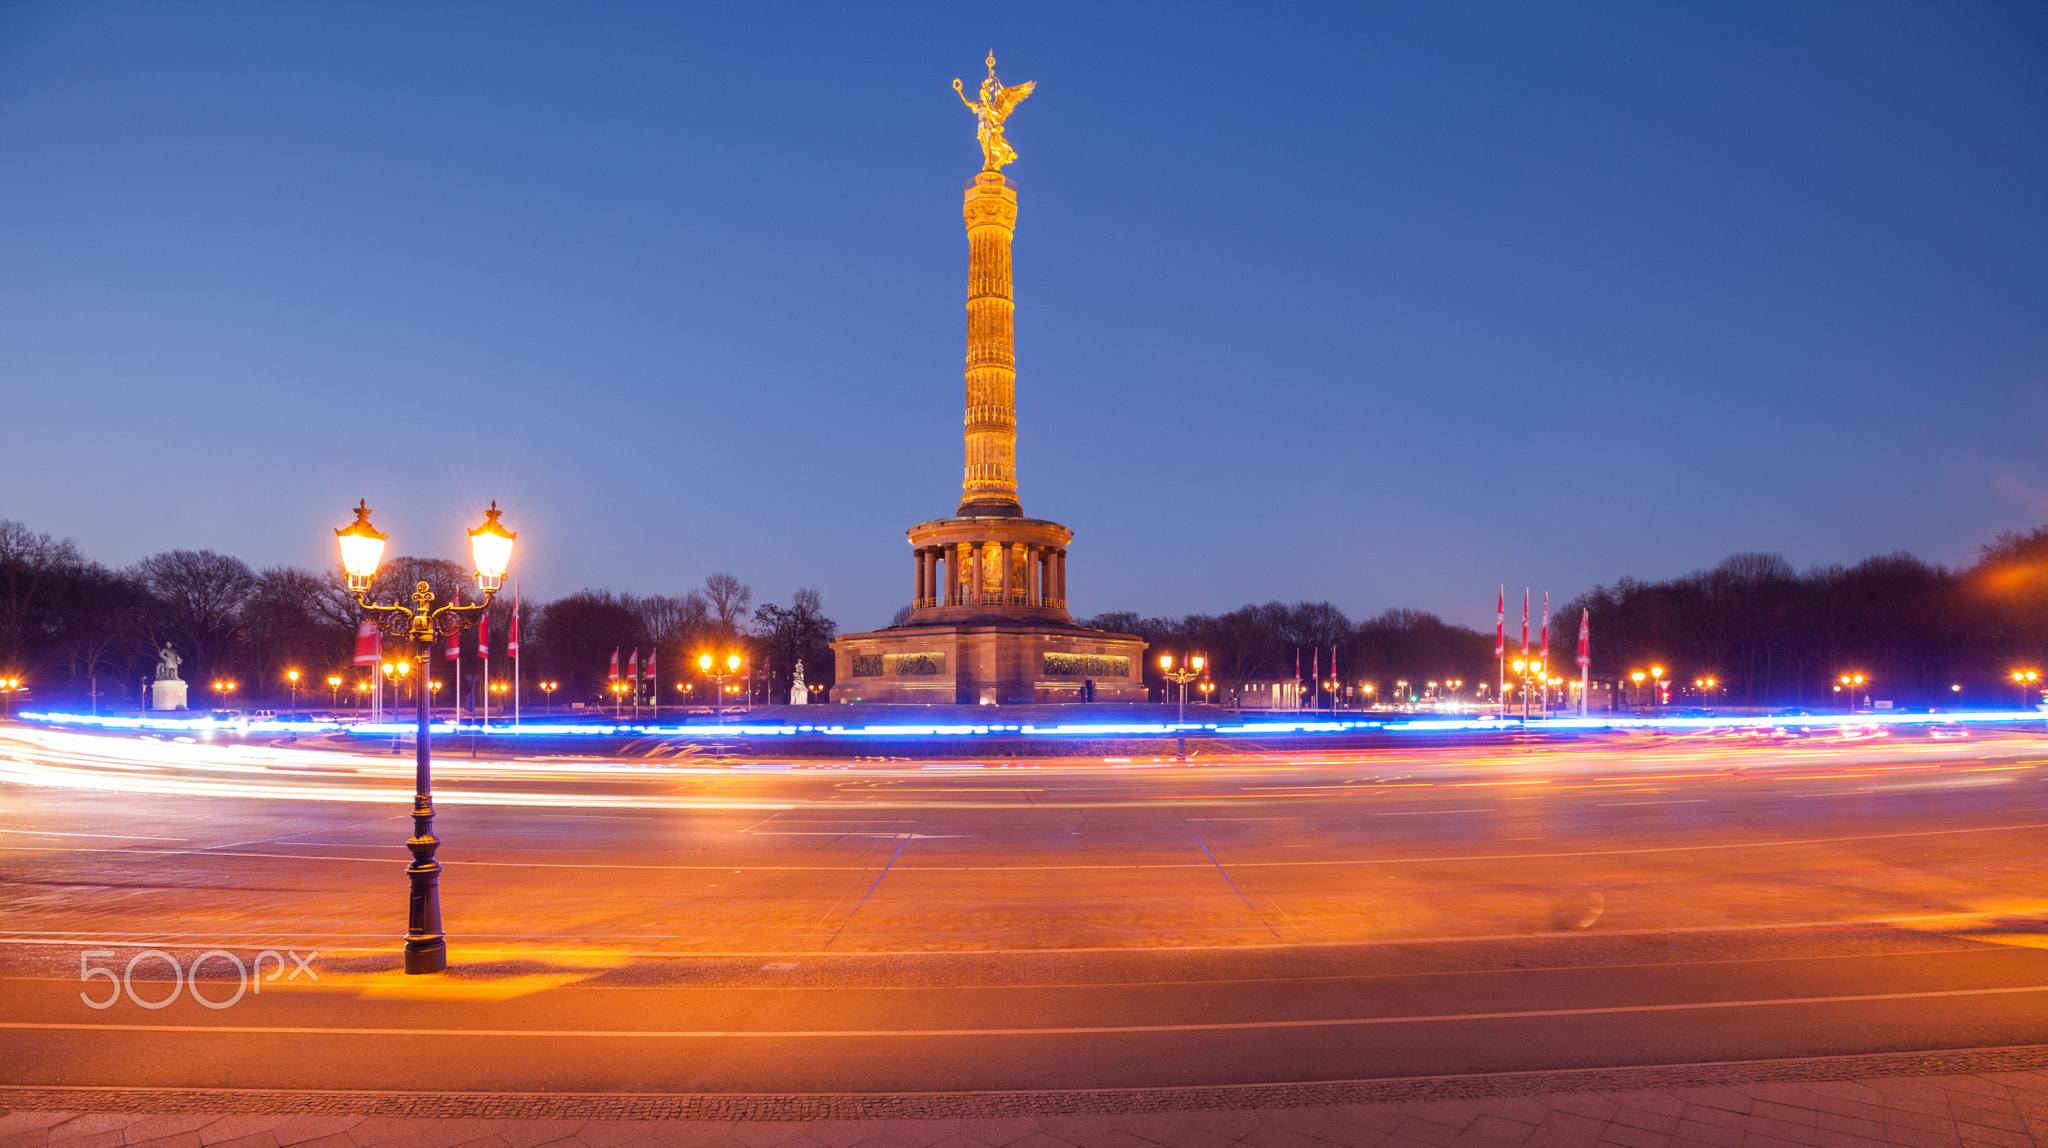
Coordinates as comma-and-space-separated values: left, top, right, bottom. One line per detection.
833, 515, 1146, 705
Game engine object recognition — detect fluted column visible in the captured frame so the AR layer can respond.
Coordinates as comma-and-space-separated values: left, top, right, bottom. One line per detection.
959, 172, 1021, 518
914, 548, 926, 609
1055, 549, 1067, 606
999, 542, 1013, 605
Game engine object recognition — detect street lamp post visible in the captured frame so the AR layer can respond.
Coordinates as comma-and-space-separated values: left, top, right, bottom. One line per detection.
335, 499, 515, 975
1159, 654, 1203, 756
1837, 673, 1866, 714
2011, 670, 2038, 710
211, 680, 237, 711
327, 675, 342, 712
698, 653, 743, 723
539, 681, 558, 714
286, 670, 301, 716
0, 677, 19, 718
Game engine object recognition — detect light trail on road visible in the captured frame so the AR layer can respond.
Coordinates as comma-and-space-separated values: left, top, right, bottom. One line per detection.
2, 719, 2046, 1094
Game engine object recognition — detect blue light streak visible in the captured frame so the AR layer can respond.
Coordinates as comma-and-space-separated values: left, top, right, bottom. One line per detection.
17, 709, 2042, 740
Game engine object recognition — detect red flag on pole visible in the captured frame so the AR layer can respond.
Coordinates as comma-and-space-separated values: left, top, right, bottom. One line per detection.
353, 620, 380, 666
1495, 587, 1504, 658
1540, 592, 1549, 663
626, 649, 638, 681
644, 650, 655, 682
446, 618, 459, 661
478, 613, 490, 659
608, 649, 620, 681
507, 591, 520, 658
1576, 609, 1591, 669
1521, 589, 1529, 657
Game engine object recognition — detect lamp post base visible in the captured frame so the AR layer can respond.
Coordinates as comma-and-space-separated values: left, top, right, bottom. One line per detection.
404, 937, 447, 974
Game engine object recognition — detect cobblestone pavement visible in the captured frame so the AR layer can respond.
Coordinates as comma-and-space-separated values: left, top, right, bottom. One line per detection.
5, 1053, 2048, 1148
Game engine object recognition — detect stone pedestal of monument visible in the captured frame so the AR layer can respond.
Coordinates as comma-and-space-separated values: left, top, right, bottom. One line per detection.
150, 680, 188, 711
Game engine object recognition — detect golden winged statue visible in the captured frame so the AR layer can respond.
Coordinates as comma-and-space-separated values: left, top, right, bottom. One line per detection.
954, 52, 1034, 172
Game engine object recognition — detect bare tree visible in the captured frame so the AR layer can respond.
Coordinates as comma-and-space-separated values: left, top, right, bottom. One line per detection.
0, 520, 83, 674
702, 573, 752, 633
642, 591, 711, 650
131, 549, 258, 687
752, 588, 838, 695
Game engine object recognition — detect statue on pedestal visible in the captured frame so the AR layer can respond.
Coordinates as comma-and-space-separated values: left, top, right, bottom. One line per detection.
791, 660, 809, 706
150, 643, 189, 711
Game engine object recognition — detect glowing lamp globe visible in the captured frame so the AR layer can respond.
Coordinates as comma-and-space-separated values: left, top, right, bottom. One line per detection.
726, 654, 742, 672
697, 654, 713, 672
468, 502, 516, 592
1191, 656, 1205, 671
335, 501, 388, 592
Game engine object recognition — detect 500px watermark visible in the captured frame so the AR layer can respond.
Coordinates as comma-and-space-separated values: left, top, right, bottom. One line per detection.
78, 948, 318, 1010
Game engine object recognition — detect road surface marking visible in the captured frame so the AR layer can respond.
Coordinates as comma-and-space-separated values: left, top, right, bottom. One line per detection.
7, 818, 2048, 872
2, 984, 2043, 1039
0, 829, 189, 840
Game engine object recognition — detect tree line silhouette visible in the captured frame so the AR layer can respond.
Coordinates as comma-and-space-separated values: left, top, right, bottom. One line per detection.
4, 514, 2044, 711
0, 519, 834, 711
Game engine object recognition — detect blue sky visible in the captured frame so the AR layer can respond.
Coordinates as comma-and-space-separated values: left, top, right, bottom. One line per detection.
1, 2, 2043, 631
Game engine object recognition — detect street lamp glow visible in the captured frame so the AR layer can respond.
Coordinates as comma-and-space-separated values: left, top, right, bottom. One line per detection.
335, 501, 388, 592
467, 502, 516, 592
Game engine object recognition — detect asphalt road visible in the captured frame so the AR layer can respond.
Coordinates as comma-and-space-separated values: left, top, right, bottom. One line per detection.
1, 720, 2045, 1094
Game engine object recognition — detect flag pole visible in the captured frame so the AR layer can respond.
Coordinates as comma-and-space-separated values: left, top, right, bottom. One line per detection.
1576, 608, 1591, 718
513, 583, 521, 728
1495, 586, 1506, 721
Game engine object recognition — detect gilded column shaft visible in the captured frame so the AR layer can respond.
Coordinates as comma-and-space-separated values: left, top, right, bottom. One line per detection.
960, 172, 1020, 517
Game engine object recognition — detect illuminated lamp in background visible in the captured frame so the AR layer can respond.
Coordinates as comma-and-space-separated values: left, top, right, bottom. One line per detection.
697, 653, 744, 724
1158, 653, 1204, 756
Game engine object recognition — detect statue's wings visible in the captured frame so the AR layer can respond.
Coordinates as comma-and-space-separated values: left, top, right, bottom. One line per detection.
993, 80, 1034, 115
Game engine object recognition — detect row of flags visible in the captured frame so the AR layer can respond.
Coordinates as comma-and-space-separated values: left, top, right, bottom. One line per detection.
1495, 587, 1591, 669
608, 648, 657, 681
350, 593, 522, 665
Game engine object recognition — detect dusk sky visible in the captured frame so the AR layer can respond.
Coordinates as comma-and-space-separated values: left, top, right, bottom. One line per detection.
1, 2, 2043, 633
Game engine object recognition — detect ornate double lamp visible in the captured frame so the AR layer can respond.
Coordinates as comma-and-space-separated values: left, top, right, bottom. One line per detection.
334, 500, 516, 974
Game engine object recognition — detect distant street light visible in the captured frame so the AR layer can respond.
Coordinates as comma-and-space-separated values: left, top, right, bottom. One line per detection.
286, 670, 301, 716
212, 680, 237, 710
1837, 673, 1867, 714
1159, 653, 1204, 756
698, 653, 744, 724
2011, 670, 2038, 710
335, 498, 515, 975
539, 681, 559, 714
327, 675, 343, 711
0, 677, 20, 718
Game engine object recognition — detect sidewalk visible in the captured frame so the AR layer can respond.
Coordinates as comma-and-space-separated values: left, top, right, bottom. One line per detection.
6, 1049, 2046, 1148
